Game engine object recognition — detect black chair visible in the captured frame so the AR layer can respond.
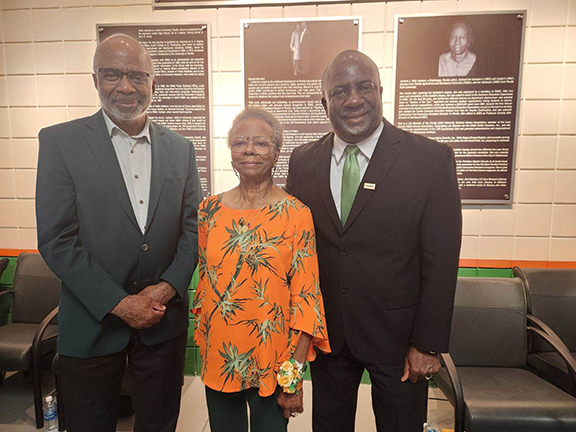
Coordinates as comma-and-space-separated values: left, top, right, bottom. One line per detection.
0, 253, 60, 429
434, 277, 576, 432
0, 258, 8, 280
513, 267, 576, 396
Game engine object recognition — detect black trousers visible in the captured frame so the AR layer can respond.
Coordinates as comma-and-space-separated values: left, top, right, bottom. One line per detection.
59, 331, 187, 432
310, 344, 428, 432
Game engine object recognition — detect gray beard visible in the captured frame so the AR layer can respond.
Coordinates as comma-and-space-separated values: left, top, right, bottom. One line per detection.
342, 120, 372, 137
99, 91, 150, 124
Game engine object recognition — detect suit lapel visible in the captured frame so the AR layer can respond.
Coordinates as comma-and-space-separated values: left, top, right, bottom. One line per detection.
84, 111, 140, 231
313, 133, 343, 233
146, 122, 169, 232
343, 119, 402, 231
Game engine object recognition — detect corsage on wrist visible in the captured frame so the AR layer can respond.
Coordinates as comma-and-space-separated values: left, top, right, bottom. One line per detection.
277, 358, 307, 395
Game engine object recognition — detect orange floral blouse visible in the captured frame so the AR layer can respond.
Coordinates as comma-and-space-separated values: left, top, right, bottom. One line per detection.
192, 194, 330, 396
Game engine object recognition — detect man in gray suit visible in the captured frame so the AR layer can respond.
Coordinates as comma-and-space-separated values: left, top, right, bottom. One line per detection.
36, 34, 203, 432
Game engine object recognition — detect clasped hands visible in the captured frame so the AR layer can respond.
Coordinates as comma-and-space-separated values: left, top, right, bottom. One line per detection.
111, 281, 176, 329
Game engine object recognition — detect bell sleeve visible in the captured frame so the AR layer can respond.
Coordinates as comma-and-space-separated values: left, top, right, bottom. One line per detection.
283, 205, 330, 363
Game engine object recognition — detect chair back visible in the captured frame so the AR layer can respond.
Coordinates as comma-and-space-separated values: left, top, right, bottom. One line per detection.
449, 277, 527, 368
514, 267, 576, 352
12, 253, 60, 324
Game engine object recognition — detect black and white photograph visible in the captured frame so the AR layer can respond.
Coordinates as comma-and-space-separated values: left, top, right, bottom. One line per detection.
394, 12, 525, 203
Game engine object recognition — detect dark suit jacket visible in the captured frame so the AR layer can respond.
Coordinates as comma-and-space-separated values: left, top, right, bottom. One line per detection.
286, 119, 462, 365
299, 28, 311, 75
36, 110, 203, 358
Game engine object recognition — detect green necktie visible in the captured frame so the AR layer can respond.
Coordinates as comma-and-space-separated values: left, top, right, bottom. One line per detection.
341, 145, 360, 225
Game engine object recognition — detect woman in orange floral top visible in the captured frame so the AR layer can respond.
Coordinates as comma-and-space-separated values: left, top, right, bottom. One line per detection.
192, 108, 330, 432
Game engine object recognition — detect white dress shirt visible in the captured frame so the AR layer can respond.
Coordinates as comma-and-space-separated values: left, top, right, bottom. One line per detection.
330, 121, 384, 218
103, 111, 152, 233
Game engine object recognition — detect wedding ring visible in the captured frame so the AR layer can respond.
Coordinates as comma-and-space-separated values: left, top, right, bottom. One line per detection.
290, 412, 298, 417
425, 374, 433, 380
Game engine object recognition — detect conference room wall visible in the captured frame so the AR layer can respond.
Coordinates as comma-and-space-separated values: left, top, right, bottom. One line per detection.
0, 0, 575, 267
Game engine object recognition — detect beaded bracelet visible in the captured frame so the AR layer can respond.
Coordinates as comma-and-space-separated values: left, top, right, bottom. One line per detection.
277, 358, 307, 395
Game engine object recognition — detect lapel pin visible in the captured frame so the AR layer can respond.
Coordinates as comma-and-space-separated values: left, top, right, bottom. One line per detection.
363, 182, 376, 190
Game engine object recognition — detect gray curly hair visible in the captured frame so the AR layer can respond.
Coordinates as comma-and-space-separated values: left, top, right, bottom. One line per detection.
227, 107, 284, 152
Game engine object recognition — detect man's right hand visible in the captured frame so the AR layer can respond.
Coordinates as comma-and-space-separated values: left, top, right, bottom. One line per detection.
110, 295, 166, 329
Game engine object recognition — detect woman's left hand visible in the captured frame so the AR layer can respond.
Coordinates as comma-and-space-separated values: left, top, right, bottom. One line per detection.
277, 388, 304, 419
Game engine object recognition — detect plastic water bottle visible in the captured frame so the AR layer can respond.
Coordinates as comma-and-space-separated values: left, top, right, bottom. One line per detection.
423, 422, 441, 432
43, 395, 58, 431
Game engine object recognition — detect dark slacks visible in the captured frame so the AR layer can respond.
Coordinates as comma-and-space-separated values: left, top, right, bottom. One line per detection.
205, 386, 288, 432
310, 344, 428, 432
59, 331, 187, 432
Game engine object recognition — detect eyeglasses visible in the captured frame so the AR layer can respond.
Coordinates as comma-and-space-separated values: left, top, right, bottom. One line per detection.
96, 68, 152, 86
230, 137, 274, 155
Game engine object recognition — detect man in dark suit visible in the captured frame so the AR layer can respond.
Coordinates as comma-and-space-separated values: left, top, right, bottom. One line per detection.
36, 34, 202, 432
299, 21, 311, 76
286, 50, 462, 432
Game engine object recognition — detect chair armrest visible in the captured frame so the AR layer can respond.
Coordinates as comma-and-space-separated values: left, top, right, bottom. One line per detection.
438, 352, 465, 432
0, 289, 14, 299
528, 326, 576, 395
31, 306, 59, 364
528, 314, 565, 345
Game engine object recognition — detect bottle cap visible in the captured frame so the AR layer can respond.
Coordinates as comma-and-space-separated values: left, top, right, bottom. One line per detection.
45, 396, 53, 403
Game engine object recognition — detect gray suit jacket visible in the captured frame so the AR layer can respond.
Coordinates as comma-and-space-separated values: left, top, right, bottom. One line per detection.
36, 110, 203, 358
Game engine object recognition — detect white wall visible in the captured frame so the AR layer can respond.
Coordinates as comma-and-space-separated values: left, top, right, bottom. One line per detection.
0, 0, 575, 265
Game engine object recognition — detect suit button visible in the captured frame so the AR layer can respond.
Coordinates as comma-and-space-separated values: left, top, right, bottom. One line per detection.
342, 249, 349, 256
342, 285, 348, 293
141, 244, 149, 252
132, 279, 137, 286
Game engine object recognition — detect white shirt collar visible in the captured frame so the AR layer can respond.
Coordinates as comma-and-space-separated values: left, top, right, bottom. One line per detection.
332, 120, 384, 165
102, 110, 151, 143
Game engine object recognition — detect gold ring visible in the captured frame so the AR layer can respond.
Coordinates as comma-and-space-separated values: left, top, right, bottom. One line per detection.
290, 412, 298, 417
425, 375, 433, 380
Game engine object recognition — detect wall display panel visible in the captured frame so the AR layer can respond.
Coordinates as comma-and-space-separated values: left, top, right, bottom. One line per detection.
98, 23, 213, 196
393, 12, 525, 205
242, 18, 360, 187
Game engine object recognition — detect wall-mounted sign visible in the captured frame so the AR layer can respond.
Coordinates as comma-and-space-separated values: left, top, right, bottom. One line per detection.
98, 23, 213, 196
393, 12, 525, 205
242, 18, 361, 187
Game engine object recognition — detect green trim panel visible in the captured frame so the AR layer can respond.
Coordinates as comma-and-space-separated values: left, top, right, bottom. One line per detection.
477, 268, 513, 278
0, 257, 16, 285
184, 347, 196, 376
187, 317, 196, 347
458, 268, 477, 277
